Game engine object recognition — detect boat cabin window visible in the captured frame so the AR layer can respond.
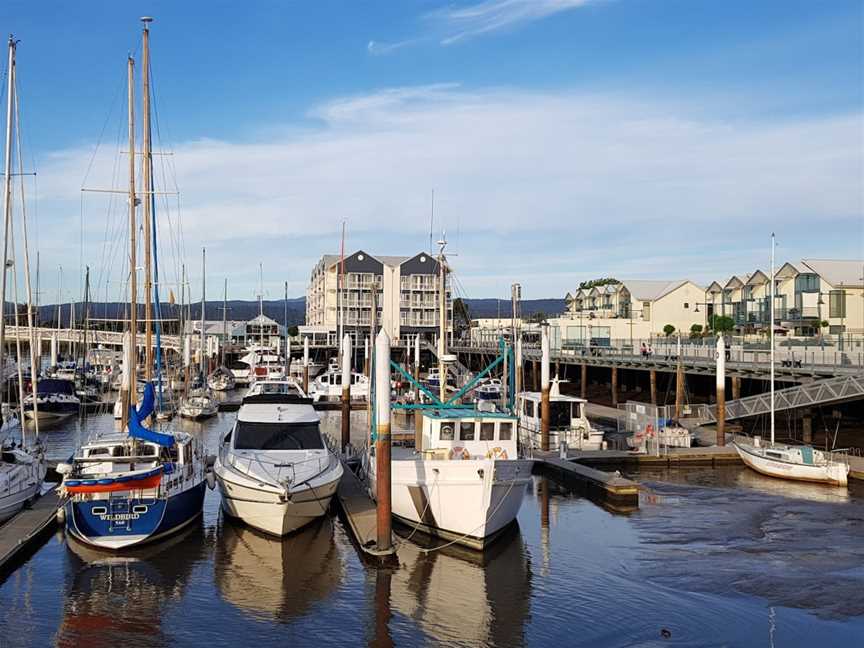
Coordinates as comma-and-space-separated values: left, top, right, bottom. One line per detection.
480, 422, 495, 441
439, 423, 455, 441
87, 447, 109, 457
550, 402, 572, 428
766, 451, 783, 460
234, 421, 324, 450
499, 422, 513, 440
523, 400, 534, 417
459, 422, 475, 441
182, 444, 192, 464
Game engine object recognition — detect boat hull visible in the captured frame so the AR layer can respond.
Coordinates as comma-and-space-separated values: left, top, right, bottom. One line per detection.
0, 480, 40, 524
65, 481, 206, 549
372, 457, 531, 549
734, 442, 848, 486
217, 470, 340, 537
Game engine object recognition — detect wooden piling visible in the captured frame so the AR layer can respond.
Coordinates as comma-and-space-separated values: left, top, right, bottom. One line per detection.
731, 375, 741, 401
611, 366, 618, 407
716, 335, 725, 446
581, 363, 587, 400
541, 324, 550, 452
674, 335, 684, 419
375, 330, 392, 552
649, 369, 657, 405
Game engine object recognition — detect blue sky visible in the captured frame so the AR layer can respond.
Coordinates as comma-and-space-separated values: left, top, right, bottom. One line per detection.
0, 0, 861, 302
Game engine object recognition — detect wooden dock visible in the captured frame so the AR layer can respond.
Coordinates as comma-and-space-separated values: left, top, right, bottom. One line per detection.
534, 454, 640, 507
567, 445, 742, 468
0, 486, 61, 579
335, 461, 396, 562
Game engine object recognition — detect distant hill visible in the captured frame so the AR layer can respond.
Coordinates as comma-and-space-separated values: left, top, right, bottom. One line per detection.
28, 297, 563, 327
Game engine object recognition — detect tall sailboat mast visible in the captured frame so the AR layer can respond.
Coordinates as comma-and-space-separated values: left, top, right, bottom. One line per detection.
770, 233, 775, 444
141, 16, 154, 381
222, 277, 227, 366
437, 235, 447, 403
200, 248, 206, 380
0, 37, 17, 381
123, 53, 137, 428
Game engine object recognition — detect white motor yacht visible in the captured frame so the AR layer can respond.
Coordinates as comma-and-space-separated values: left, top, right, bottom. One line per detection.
309, 369, 369, 403
214, 385, 343, 536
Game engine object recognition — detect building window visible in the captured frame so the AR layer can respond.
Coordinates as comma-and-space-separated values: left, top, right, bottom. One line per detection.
642, 302, 651, 321
829, 290, 846, 318
684, 302, 689, 309
795, 273, 819, 293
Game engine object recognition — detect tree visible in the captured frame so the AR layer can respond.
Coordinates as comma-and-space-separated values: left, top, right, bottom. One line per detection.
578, 277, 620, 290
708, 314, 734, 333
689, 323, 703, 339
526, 310, 548, 324
287, 325, 299, 337
663, 324, 675, 337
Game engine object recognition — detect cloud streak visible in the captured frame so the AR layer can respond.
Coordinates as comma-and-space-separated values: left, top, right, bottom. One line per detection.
33, 85, 863, 299
430, 0, 596, 45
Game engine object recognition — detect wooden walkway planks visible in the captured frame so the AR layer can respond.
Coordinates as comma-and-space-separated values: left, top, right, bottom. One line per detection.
0, 485, 61, 578
335, 462, 396, 561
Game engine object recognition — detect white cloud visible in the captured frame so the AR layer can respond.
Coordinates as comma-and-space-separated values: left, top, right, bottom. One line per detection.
32, 85, 863, 299
429, 0, 596, 45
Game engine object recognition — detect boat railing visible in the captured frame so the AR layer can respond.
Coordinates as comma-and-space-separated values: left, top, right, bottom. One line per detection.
223, 446, 331, 488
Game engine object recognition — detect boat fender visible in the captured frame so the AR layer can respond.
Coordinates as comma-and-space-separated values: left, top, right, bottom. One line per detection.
448, 447, 470, 460
645, 424, 654, 437
485, 447, 508, 460
205, 471, 216, 490
56, 506, 66, 523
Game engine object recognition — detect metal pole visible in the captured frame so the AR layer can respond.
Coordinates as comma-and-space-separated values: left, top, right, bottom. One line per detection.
541, 323, 550, 452
303, 335, 309, 394
515, 336, 522, 402
126, 54, 137, 420
341, 333, 351, 453
675, 333, 684, 419
770, 233, 775, 444
375, 328, 392, 552
716, 334, 725, 446
141, 18, 153, 381
414, 333, 421, 449
0, 38, 14, 389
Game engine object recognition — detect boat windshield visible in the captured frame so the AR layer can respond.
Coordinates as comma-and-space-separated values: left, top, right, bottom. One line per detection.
234, 421, 324, 450
550, 402, 572, 429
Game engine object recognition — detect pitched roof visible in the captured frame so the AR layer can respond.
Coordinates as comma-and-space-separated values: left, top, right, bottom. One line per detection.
618, 279, 693, 302
801, 259, 864, 288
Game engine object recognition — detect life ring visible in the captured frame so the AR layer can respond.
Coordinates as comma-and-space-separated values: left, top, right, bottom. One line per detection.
448, 447, 470, 460
645, 424, 655, 437
485, 447, 508, 460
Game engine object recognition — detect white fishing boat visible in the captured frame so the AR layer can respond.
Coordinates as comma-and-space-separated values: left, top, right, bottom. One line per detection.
517, 377, 605, 451
368, 408, 531, 550
309, 368, 369, 403
214, 386, 343, 536
733, 234, 849, 487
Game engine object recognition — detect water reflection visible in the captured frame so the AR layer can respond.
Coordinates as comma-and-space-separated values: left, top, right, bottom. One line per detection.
55, 521, 207, 647
391, 527, 531, 647
214, 517, 343, 622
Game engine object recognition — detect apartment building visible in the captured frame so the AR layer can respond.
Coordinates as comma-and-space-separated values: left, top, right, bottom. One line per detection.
559, 279, 705, 345
306, 250, 452, 343
707, 259, 863, 336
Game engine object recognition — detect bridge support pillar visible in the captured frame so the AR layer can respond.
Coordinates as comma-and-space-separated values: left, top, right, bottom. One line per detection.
580, 364, 587, 400
649, 369, 657, 405
732, 376, 741, 401
611, 367, 618, 407
802, 409, 813, 445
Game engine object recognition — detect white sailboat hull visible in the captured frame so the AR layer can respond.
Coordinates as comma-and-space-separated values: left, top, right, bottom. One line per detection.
0, 480, 40, 523
371, 457, 531, 549
734, 441, 848, 486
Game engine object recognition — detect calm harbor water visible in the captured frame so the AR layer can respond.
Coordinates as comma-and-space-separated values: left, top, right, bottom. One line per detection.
1, 397, 863, 647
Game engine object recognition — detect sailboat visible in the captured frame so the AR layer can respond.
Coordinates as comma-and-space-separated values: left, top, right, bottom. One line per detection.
179, 248, 217, 419
0, 35, 46, 522
58, 18, 208, 549
208, 278, 235, 391
367, 237, 531, 549
733, 234, 849, 486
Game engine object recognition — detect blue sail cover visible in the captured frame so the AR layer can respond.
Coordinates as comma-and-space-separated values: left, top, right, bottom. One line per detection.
128, 382, 175, 447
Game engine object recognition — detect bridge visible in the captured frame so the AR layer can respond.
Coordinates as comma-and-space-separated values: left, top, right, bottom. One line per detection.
3, 326, 186, 352
452, 341, 864, 384
697, 373, 864, 423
